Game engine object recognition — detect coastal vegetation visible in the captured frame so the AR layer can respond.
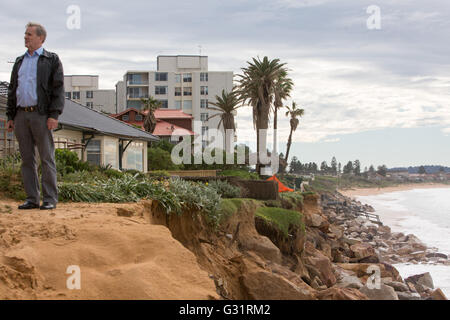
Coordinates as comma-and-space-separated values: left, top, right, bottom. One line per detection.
255, 206, 305, 238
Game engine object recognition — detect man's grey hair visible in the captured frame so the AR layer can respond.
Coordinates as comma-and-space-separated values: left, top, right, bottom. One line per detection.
26, 22, 47, 42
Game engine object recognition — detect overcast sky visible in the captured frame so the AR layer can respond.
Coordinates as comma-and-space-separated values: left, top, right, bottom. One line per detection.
1, 0, 449, 168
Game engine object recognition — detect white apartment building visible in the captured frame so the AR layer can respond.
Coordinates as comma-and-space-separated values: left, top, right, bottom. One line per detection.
117, 55, 233, 146
64, 75, 116, 114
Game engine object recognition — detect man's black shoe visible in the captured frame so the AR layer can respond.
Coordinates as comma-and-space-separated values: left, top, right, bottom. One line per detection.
40, 202, 56, 210
18, 201, 40, 209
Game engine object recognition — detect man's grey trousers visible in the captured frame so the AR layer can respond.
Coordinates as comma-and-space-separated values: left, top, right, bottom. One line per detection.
14, 109, 58, 205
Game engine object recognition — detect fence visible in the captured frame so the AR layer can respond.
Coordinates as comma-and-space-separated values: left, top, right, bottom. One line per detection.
0, 119, 18, 158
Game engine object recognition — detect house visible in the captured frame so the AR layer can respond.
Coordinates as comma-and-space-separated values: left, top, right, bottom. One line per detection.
111, 108, 195, 142
55, 99, 159, 172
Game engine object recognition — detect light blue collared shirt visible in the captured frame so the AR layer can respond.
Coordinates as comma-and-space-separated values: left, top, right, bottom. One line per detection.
16, 46, 44, 107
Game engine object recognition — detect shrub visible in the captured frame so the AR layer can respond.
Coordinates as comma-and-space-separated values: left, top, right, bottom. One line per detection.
152, 139, 175, 153
168, 178, 222, 226
0, 153, 21, 174
58, 173, 181, 213
146, 170, 170, 179
280, 192, 304, 209
207, 180, 241, 198
55, 149, 92, 175
103, 168, 124, 179
218, 169, 260, 180
147, 147, 179, 171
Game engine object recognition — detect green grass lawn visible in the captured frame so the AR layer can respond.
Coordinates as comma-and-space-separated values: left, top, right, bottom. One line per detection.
255, 206, 304, 238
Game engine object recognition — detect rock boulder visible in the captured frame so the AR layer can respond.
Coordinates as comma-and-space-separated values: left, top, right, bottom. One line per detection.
359, 283, 399, 300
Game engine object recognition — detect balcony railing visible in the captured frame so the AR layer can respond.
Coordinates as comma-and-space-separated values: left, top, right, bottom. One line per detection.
127, 94, 149, 99
127, 80, 149, 86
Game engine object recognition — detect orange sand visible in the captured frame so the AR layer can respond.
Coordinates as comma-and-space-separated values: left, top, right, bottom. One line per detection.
0, 200, 218, 300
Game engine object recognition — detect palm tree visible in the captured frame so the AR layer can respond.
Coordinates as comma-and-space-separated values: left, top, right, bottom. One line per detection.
237, 56, 287, 175
284, 102, 304, 165
140, 96, 162, 133
207, 89, 241, 153
272, 69, 293, 154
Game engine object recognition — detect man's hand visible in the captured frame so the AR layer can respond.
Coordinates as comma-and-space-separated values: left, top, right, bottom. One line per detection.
6, 120, 14, 133
47, 118, 58, 130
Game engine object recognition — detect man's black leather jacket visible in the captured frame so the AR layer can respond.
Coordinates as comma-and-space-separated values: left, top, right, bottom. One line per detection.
7, 48, 65, 121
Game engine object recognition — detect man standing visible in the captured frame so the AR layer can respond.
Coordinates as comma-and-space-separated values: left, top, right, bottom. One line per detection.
6, 22, 64, 210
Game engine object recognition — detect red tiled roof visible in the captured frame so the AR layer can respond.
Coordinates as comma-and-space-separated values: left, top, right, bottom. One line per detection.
110, 107, 144, 118
112, 108, 192, 120
152, 120, 195, 136
152, 109, 193, 119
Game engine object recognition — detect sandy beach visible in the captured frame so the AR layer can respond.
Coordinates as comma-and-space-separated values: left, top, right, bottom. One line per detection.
339, 183, 450, 198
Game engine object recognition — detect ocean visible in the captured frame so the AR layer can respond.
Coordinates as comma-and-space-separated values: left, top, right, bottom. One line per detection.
355, 188, 450, 298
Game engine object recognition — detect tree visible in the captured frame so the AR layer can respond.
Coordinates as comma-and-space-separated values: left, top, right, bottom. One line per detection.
343, 161, 353, 175
418, 166, 426, 174
207, 89, 242, 153
331, 157, 337, 175
320, 161, 329, 173
338, 162, 341, 174
353, 159, 361, 175
289, 156, 302, 173
284, 102, 305, 164
237, 56, 288, 175
272, 69, 293, 155
377, 165, 387, 176
147, 147, 179, 171
368, 165, 375, 173
140, 96, 162, 133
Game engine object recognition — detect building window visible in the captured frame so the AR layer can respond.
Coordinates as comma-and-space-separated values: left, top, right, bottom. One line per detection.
183, 100, 192, 110
200, 86, 208, 95
174, 87, 182, 96
65, 92, 71, 99
86, 91, 93, 99
72, 91, 80, 100
125, 142, 143, 171
155, 72, 168, 81
175, 101, 182, 109
175, 74, 181, 83
183, 73, 192, 82
127, 73, 146, 85
200, 72, 208, 82
135, 114, 143, 121
158, 100, 168, 108
155, 86, 168, 95
183, 87, 192, 96
202, 126, 208, 136
104, 139, 118, 169
86, 140, 101, 166
122, 115, 129, 121
86, 102, 93, 108
128, 87, 147, 99
200, 113, 209, 121
200, 99, 208, 109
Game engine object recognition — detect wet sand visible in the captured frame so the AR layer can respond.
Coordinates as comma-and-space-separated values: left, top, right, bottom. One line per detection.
339, 183, 450, 198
